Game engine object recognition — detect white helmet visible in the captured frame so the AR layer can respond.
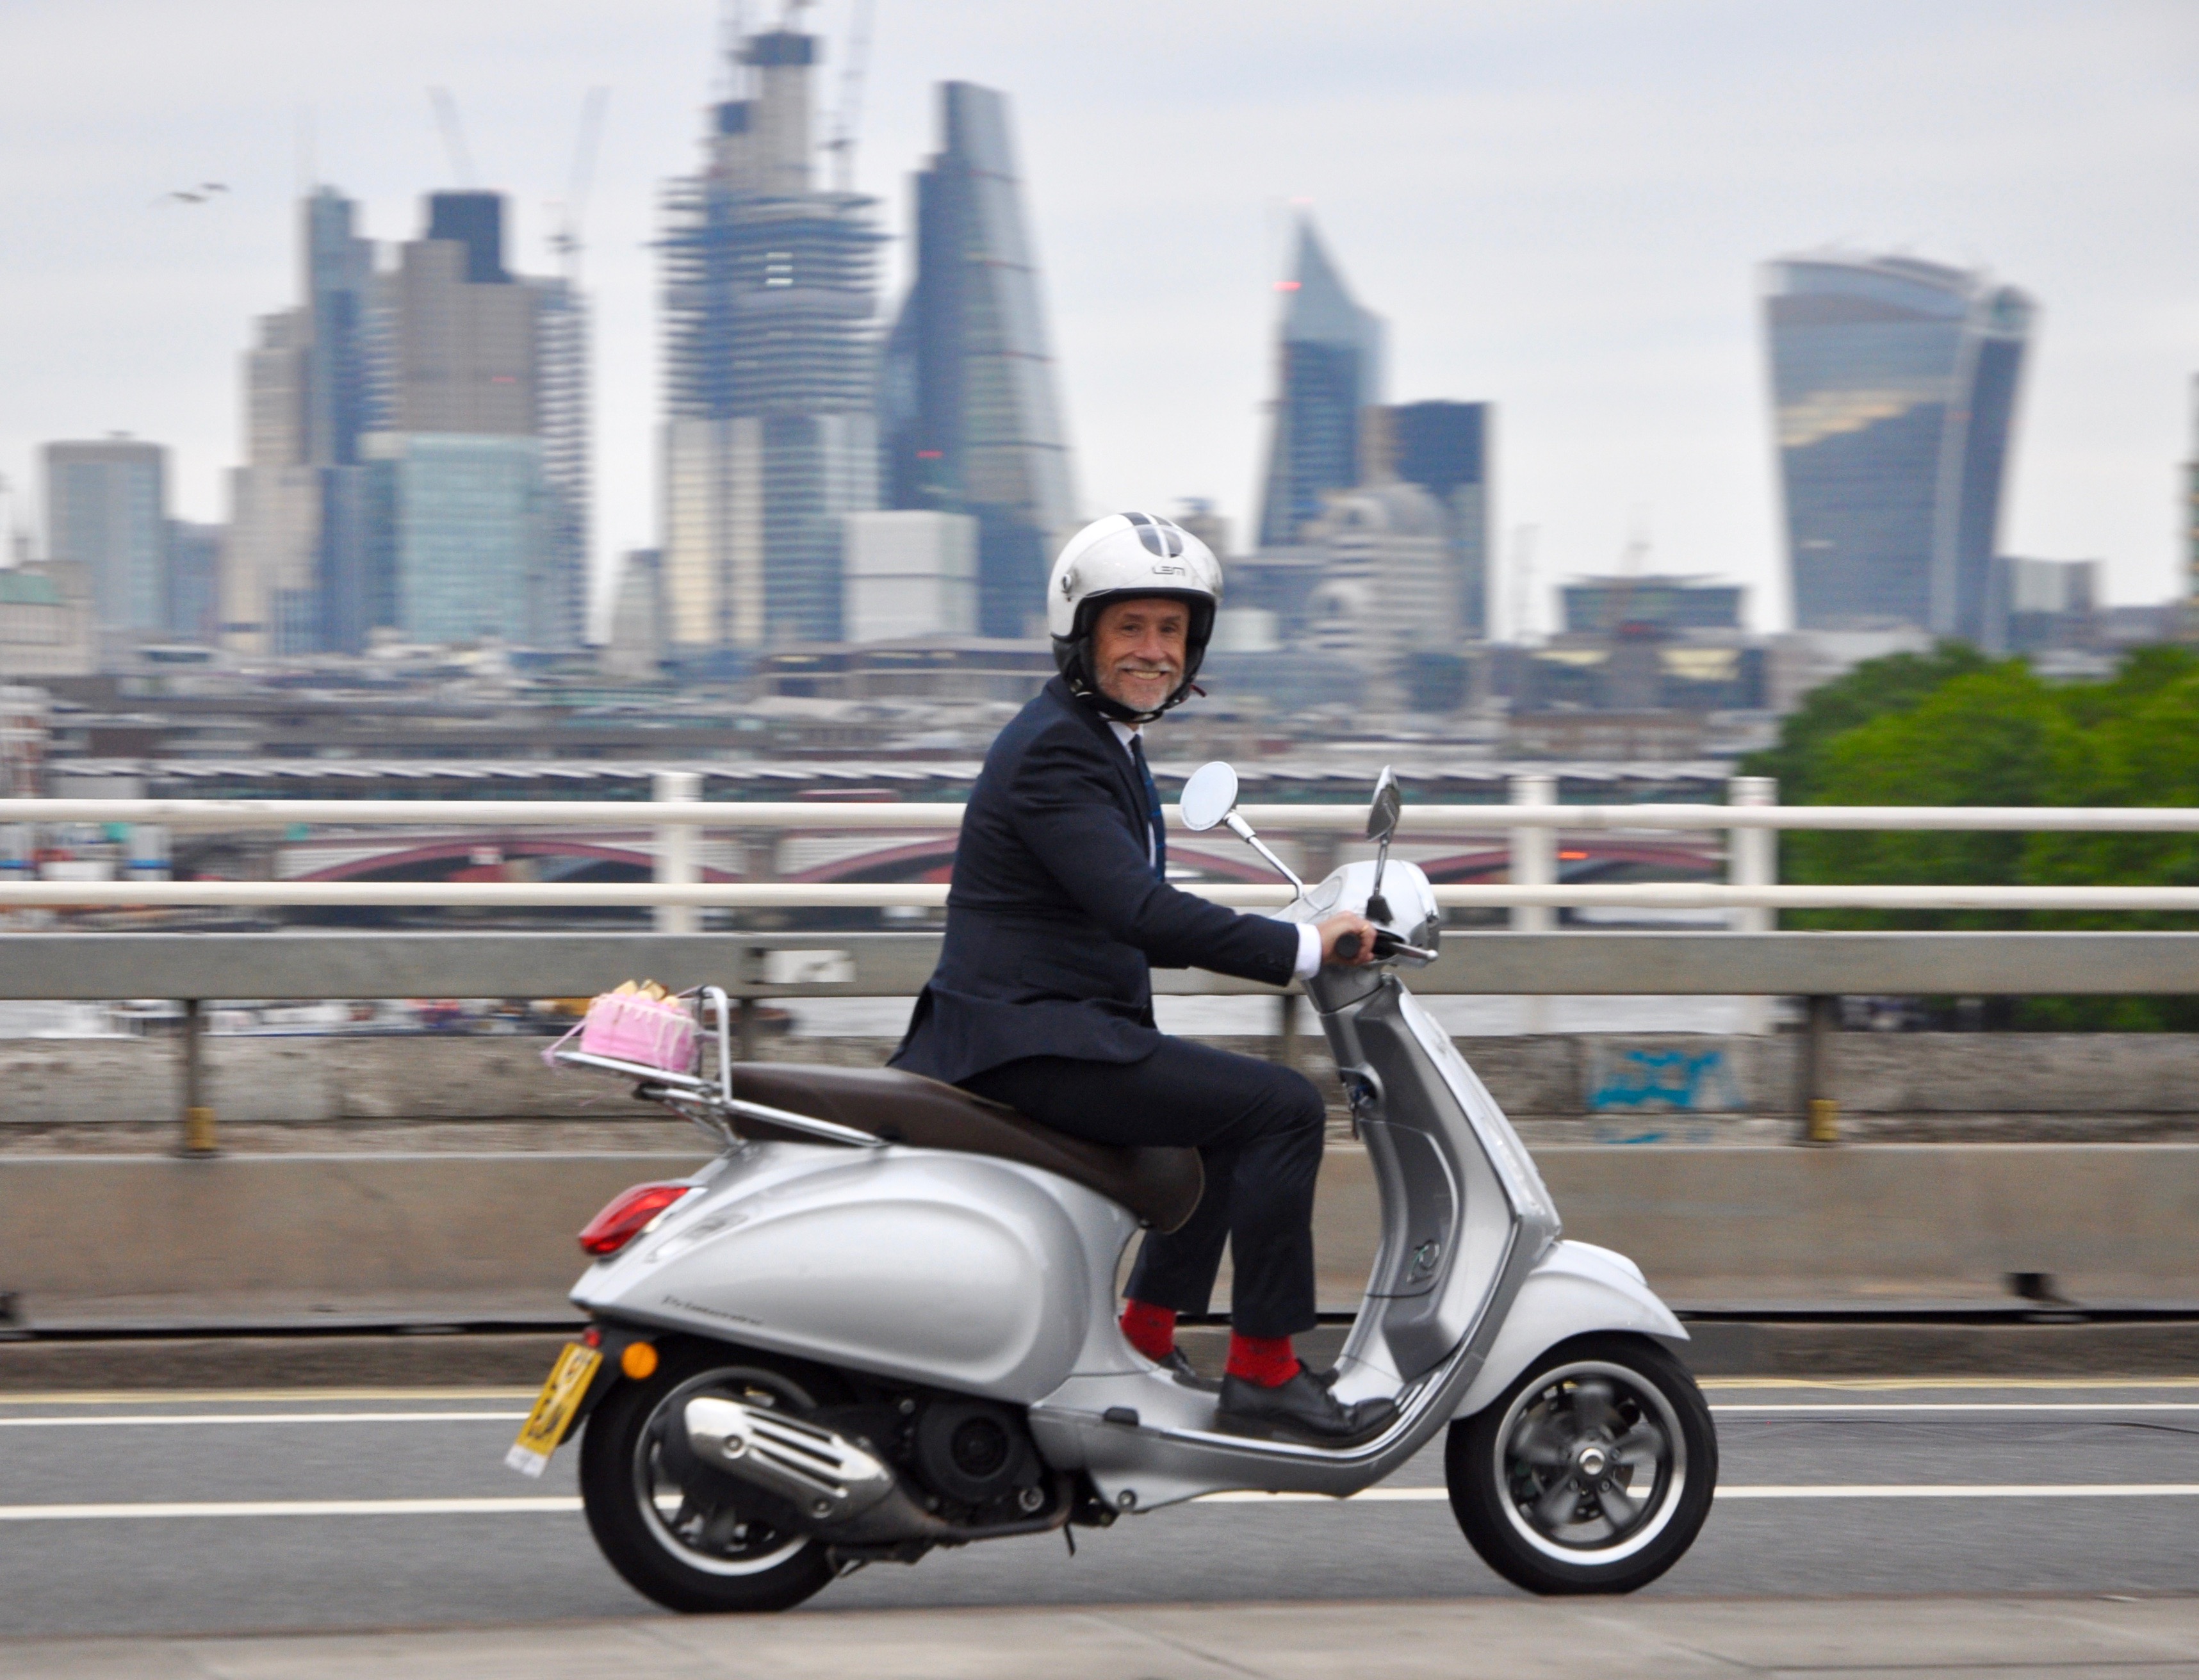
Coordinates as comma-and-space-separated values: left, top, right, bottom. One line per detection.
1047, 511, 1223, 720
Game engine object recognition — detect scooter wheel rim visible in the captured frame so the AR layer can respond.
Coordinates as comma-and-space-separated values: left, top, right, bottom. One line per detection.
1491, 1358, 1687, 1566
633, 1366, 817, 1578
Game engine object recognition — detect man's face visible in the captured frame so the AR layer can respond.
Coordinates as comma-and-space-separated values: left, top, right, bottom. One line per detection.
1090, 597, 1190, 714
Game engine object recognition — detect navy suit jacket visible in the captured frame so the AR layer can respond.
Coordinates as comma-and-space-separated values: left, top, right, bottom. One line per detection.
890, 678, 1300, 1086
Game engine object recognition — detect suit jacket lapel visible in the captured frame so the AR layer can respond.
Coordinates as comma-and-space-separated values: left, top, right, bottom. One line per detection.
1045, 677, 1149, 836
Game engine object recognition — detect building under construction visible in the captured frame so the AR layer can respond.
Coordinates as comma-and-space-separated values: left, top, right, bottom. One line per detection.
660, 25, 881, 657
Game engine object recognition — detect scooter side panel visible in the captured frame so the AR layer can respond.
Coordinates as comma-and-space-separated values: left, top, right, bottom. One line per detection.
574, 1145, 1104, 1402
1447, 1239, 1689, 1420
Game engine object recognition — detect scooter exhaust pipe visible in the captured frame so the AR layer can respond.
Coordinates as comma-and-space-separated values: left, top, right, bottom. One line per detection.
681, 1396, 898, 1528
678, 1395, 1072, 1549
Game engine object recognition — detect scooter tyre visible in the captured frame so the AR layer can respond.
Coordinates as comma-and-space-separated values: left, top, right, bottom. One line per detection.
579, 1341, 840, 1614
1445, 1332, 1716, 1596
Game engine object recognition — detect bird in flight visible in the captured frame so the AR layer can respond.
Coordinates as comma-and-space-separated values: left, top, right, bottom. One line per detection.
152, 183, 229, 207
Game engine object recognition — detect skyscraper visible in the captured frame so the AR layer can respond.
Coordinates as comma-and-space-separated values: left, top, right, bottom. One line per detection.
364, 192, 557, 648
1257, 218, 1384, 549
1364, 400, 1492, 640
225, 285, 323, 654
42, 438, 167, 652
534, 272, 591, 651
661, 25, 879, 657
165, 519, 223, 644
1763, 253, 2032, 640
879, 82, 1075, 639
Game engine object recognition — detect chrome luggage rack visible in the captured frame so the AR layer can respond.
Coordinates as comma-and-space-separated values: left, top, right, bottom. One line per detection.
548, 984, 882, 1152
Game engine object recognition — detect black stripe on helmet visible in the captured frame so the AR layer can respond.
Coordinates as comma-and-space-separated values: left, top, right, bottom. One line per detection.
1122, 509, 1184, 559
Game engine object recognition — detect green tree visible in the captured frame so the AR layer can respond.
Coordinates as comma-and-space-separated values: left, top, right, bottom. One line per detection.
1749, 643, 2199, 1027
1740, 641, 1990, 804
1784, 662, 2077, 928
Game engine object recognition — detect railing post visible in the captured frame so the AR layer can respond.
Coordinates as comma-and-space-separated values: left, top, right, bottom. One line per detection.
1728, 775, 1777, 1034
178, 999, 217, 1157
1275, 991, 1300, 1070
653, 770, 700, 936
1509, 772, 1557, 1034
1798, 993, 1839, 1145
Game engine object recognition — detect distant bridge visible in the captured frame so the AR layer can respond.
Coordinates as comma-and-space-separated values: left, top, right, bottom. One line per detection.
273, 828, 1720, 890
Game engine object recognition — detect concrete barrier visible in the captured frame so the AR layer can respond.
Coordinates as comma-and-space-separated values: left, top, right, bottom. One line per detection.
3, 1143, 2193, 1331
7, 1031, 2198, 1141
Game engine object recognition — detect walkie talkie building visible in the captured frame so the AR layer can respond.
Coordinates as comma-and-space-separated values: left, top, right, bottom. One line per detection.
1763, 254, 2032, 639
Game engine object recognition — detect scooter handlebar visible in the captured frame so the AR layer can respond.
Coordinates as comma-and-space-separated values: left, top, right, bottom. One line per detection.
1331, 929, 1438, 965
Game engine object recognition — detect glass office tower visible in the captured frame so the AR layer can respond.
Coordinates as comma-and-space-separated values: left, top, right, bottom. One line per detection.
1257, 218, 1384, 549
1763, 254, 2032, 639
879, 81, 1076, 639
1383, 400, 1491, 640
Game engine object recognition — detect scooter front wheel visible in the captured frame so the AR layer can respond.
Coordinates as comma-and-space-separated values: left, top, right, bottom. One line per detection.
1445, 1333, 1716, 1595
579, 1342, 842, 1613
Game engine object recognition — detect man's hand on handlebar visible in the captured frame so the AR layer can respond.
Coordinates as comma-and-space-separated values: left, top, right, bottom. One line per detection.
1316, 913, 1381, 967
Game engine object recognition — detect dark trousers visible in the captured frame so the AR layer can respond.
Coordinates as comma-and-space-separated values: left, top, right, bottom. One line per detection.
962, 1037, 1327, 1341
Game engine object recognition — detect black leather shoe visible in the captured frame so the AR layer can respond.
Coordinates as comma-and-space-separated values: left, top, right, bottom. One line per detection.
1217, 1368, 1398, 1448
1158, 1347, 1221, 1392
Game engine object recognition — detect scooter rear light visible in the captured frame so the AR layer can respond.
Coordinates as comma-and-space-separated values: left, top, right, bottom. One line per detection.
578, 1182, 695, 1258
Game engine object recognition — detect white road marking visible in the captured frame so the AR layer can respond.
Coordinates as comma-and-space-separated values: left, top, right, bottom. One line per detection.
1712, 1402, 2199, 1415
4, 1400, 2189, 1431
0, 1389, 541, 1406
0, 1498, 582, 1521
3, 1484, 2198, 1521
1204, 1485, 2199, 1504
1717, 1485, 2199, 1500
0, 1412, 528, 1428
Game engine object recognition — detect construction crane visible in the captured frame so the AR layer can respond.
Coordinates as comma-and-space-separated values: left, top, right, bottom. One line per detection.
548, 87, 609, 286
428, 86, 478, 188
824, 0, 876, 193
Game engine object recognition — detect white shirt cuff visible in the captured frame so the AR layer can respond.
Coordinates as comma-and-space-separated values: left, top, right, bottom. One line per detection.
1293, 922, 1322, 981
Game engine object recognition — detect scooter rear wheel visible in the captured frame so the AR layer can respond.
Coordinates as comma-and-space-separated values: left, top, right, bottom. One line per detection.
1445, 1333, 1716, 1595
579, 1342, 842, 1613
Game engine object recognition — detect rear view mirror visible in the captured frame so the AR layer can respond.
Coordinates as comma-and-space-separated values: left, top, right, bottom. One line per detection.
1179, 762, 1239, 833
1367, 767, 1402, 846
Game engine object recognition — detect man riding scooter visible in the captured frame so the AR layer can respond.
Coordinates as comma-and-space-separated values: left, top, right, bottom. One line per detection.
891, 511, 1399, 1447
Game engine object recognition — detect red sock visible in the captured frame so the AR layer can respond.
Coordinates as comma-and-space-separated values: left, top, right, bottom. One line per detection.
1120, 1300, 1177, 1362
1225, 1333, 1300, 1388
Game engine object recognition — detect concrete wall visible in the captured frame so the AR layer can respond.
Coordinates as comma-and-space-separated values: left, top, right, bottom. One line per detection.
5, 1031, 2196, 1142
5, 1145, 2193, 1331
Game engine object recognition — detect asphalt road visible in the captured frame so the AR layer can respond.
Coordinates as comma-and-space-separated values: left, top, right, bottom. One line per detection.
0, 1377, 2194, 1642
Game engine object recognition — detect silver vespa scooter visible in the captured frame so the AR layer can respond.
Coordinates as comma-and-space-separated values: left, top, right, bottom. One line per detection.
520, 765, 1717, 1610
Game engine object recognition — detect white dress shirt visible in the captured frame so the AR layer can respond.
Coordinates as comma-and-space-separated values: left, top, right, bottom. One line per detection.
1109, 719, 1321, 981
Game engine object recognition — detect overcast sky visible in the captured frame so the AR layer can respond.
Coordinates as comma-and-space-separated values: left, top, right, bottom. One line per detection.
3, 0, 2194, 632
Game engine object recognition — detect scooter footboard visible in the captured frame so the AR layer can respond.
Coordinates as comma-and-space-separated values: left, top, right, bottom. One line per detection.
1448, 1240, 1687, 1419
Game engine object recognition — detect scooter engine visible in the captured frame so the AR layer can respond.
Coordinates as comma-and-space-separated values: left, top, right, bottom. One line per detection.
910, 1397, 1045, 1517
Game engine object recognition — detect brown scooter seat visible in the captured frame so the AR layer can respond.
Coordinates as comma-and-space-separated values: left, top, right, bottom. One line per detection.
720, 1063, 1204, 1234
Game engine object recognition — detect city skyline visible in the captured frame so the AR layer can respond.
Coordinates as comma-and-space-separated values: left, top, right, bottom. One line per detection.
2, 0, 2193, 633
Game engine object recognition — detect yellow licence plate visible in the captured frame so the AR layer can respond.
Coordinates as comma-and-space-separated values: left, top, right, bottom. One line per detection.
505, 1342, 603, 1478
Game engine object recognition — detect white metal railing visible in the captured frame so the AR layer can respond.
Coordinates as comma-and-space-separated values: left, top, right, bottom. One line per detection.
8, 798, 2199, 833
3, 882, 2198, 910
3, 783, 2197, 914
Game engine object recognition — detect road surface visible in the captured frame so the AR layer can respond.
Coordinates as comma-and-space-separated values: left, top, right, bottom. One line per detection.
0, 1376, 2192, 1645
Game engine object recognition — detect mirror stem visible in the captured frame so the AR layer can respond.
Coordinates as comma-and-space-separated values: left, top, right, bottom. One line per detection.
1223, 812, 1306, 899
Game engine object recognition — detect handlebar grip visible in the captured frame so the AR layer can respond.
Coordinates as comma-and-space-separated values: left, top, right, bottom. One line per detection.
1334, 931, 1362, 960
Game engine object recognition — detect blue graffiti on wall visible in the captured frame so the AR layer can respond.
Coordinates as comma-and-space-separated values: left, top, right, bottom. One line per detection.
1587, 1047, 1743, 1114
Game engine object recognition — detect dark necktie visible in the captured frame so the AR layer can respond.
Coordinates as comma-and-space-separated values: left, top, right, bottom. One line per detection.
1129, 733, 1166, 881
